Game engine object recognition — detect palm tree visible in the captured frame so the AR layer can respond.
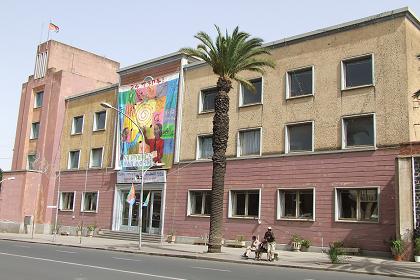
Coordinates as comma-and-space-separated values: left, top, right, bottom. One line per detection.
181, 26, 275, 253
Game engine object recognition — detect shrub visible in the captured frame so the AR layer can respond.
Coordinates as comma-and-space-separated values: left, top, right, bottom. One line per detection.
414, 237, 420, 256
390, 238, 405, 256
301, 239, 311, 248
290, 234, 302, 244
327, 241, 344, 264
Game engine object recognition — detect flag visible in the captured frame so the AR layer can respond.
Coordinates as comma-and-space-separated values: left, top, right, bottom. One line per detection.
48, 23, 60, 33
142, 192, 151, 207
126, 183, 136, 206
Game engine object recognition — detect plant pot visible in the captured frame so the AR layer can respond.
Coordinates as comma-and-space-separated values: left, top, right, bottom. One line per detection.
415, 255, 420, 262
394, 255, 402, 261
301, 246, 309, 252
291, 241, 301, 252
76, 230, 82, 236
87, 230, 94, 237
167, 235, 176, 243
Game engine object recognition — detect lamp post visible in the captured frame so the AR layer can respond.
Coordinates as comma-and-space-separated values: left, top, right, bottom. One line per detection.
100, 102, 146, 249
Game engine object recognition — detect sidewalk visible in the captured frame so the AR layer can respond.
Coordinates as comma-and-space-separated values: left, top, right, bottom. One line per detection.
1, 232, 420, 279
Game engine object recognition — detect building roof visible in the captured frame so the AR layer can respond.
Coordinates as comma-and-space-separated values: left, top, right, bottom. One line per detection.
184, 7, 419, 70
65, 84, 118, 101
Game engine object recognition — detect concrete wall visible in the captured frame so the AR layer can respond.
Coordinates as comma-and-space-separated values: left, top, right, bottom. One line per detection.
180, 17, 411, 161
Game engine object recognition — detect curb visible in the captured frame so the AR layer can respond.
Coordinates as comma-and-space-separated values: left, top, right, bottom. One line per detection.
0, 237, 418, 279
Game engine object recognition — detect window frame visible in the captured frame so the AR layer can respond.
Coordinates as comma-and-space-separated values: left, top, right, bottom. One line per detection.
334, 186, 380, 223
34, 91, 44, 108
228, 189, 261, 219
89, 147, 104, 169
196, 134, 213, 160
30, 122, 40, 140
341, 113, 376, 149
93, 110, 107, 131
285, 65, 315, 99
59, 191, 76, 212
239, 77, 263, 107
27, 154, 37, 170
237, 127, 262, 157
68, 150, 81, 170
186, 189, 211, 217
80, 191, 99, 213
285, 120, 314, 153
198, 86, 217, 114
277, 187, 316, 221
71, 115, 84, 135
341, 53, 375, 90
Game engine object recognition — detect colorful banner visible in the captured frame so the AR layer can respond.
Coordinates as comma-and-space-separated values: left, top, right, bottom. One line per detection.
118, 74, 179, 170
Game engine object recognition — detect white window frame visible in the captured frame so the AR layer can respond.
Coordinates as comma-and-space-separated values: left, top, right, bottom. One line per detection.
239, 77, 263, 107
187, 189, 211, 217
34, 91, 44, 108
334, 186, 380, 223
80, 191, 99, 213
71, 115, 84, 135
341, 53, 375, 90
285, 65, 315, 99
341, 113, 376, 149
198, 86, 217, 113
68, 150, 81, 170
228, 189, 261, 219
237, 127, 262, 157
277, 187, 316, 221
89, 147, 104, 168
93, 110, 107, 131
285, 121, 314, 153
30, 122, 40, 140
27, 154, 37, 170
59, 191, 76, 212
196, 134, 213, 160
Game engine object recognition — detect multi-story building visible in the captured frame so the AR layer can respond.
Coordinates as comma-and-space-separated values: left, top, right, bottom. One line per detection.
0, 41, 119, 233
164, 7, 420, 253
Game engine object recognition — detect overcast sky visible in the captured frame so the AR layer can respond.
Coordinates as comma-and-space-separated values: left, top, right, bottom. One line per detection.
0, 0, 419, 170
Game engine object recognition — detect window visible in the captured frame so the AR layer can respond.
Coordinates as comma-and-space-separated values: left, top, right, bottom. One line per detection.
34, 91, 43, 108
229, 190, 260, 218
200, 87, 217, 113
60, 192, 75, 211
27, 154, 37, 170
240, 78, 262, 106
278, 189, 314, 220
71, 116, 84, 134
93, 111, 106, 131
286, 67, 314, 98
81, 192, 98, 212
30, 122, 40, 139
197, 135, 213, 159
90, 148, 103, 168
342, 114, 375, 148
336, 188, 379, 222
188, 190, 210, 216
68, 150, 80, 169
238, 129, 261, 157
341, 55, 373, 89
286, 122, 313, 153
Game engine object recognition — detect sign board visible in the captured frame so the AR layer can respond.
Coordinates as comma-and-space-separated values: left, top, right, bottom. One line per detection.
117, 170, 166, 184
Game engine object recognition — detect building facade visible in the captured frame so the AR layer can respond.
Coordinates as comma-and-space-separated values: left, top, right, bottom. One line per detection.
164, 8, 420, 253
0, 41, 119, 233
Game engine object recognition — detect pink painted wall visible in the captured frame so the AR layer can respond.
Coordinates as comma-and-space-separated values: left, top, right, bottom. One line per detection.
53, 170, 116, 230
165, 149, 398, 252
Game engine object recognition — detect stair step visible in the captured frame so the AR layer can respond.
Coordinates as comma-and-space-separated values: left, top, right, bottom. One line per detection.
97, 230, 162, 243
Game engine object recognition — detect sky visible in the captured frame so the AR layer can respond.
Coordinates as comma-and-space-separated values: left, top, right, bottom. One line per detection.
0, 0, 419, 171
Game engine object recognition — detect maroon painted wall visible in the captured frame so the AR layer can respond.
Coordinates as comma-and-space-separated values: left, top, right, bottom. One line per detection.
165, 149, 398, 252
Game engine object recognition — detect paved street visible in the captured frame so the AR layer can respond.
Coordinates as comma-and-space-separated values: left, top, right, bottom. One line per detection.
0, 240, 414, 280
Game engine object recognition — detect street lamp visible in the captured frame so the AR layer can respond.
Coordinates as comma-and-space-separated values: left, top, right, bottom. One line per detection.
100, 101, 146, 249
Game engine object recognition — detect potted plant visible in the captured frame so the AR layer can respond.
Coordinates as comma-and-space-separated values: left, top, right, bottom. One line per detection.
235, 235, 246, 247
290, 234, 302, 252
87, 224, 96, 237
300, 239, 311, 252
167, 230, 176, 243
414, 237, 420, 262
390, 238, 405, 261
76, 224, 82, 236
327, 241, 344, 264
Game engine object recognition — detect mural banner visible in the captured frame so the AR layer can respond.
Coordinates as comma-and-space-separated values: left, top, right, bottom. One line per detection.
118, 74, 179, 170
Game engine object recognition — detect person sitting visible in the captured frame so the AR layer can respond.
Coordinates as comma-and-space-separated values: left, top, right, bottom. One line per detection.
242, 236, 260, 258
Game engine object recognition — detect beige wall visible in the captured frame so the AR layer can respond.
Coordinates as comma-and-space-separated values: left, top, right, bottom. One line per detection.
180, 17, 415, 161
60, 88, 117, 170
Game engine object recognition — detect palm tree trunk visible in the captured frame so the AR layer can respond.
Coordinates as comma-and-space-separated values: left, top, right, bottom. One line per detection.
208, 77, 231, 253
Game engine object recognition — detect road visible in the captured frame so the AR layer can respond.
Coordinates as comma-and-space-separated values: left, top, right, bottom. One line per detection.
0, 240, 412, 280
